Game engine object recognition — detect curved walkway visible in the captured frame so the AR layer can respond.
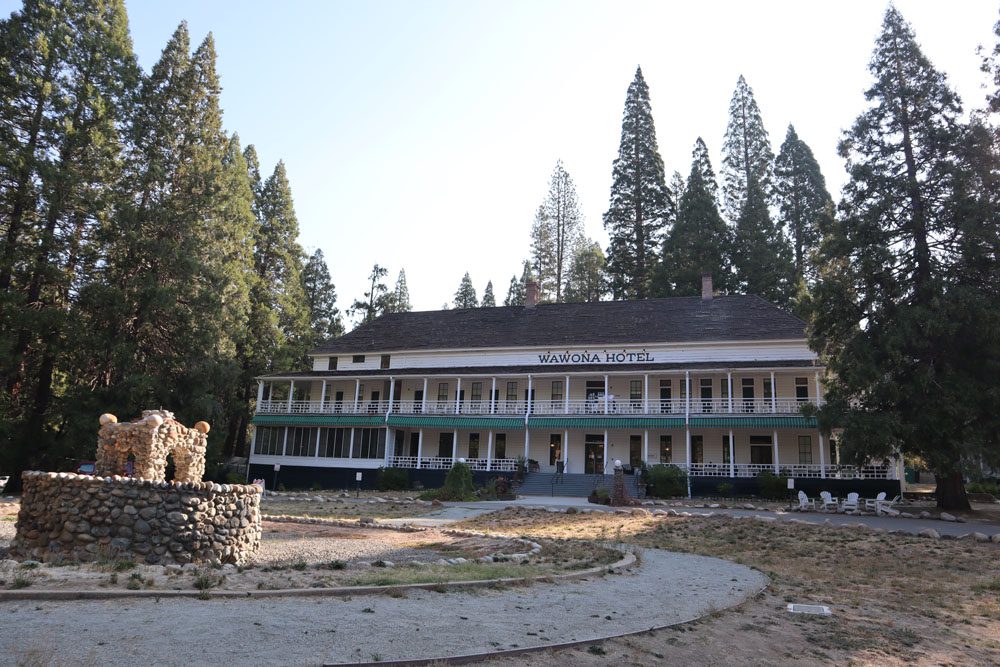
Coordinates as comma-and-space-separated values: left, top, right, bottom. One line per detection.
434, 496, 1000, 538
0, 549, 765, 666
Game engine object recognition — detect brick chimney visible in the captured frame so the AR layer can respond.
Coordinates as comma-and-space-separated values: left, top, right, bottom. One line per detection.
525, 280, 539, 309
701, 272, 713, 301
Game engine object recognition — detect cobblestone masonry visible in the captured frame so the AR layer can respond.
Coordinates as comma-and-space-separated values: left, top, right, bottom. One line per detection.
96, 410, 208, 483
11, 472, 262, 565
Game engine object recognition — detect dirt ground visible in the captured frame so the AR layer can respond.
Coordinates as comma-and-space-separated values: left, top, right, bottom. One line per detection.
460, 508, 1000, 667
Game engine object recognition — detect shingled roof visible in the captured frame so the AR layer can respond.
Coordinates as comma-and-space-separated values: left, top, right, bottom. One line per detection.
313, 295, 807, 355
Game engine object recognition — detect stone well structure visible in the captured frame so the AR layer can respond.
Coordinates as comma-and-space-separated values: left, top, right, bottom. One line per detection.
11, 410, 262, 565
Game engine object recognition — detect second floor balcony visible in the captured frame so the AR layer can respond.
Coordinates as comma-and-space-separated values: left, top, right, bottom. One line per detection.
255, 395, 820, 418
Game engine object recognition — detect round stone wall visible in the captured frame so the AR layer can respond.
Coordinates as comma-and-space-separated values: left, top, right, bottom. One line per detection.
10, 471, 261, 566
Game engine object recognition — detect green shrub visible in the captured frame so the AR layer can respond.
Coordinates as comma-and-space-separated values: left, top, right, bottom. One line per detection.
377, 467, 410, 491
756, 471, 790, 500
646, 464, 687, 498
715, 482, 734, 497
225, 472, 245, 485
440, 462, 476, 500
967, 480, 1000, 496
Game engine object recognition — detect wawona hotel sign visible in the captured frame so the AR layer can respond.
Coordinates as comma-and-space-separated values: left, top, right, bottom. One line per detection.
537, 350, 655, 364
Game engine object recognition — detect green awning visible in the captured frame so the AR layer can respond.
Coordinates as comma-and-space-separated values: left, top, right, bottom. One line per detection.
386, 416, 525, 429
689, 416, 818, 428
527, 417, 685, 429
251, 414, 386, 427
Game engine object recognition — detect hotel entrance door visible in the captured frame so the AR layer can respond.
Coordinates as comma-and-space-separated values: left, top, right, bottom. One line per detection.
584, 434, 604, 474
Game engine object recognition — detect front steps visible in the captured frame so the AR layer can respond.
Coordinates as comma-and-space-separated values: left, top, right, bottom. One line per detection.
517, 472, 643, 498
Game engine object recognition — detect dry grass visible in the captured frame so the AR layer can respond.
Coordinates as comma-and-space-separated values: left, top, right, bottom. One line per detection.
458, 508, 1000, 666
259, 499, 437, 521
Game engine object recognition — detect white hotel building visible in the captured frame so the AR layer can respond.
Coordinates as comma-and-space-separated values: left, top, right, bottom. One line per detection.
248, 281, 899, 494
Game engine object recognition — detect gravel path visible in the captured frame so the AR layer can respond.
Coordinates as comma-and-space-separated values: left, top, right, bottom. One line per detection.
0, 549, 764, 666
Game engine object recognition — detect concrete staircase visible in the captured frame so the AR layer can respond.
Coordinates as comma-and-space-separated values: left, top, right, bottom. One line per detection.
517, 472, 643, 498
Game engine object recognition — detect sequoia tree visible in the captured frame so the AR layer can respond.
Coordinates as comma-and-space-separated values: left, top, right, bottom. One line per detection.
659, 138, 733, 296
809, 7, 995, 510
603, 67, 671, 300
721, 75, 775, 223
774, 125, 833, 284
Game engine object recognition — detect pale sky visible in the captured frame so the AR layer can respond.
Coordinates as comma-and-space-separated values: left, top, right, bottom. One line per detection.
9, 1, 999, 319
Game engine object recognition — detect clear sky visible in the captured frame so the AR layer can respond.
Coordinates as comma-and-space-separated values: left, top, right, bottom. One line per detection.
7, 1, 998, 319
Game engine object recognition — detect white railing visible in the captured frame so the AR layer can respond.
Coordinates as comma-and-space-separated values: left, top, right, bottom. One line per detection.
652, 462, 895, 480
386, 456, 518, 472
258, 397, 818, 417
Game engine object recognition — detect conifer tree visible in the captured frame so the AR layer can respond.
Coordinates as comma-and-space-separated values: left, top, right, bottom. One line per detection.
351, 264, 388, 324
732, 175, 794, 305
667, 171, 685, 227
504, 275, 521, 307
453, 272, 479, 309
721, 75, 775, 222
658, 138, 733, 296
302, 249, 343, 339
603, 67, 671, 300
530, 160, 584, 302
383, 269, 411, 314
810, 7, 991, 509
564, 242, 608, 303
481, 280, 496, 307
774, 125, 833, 284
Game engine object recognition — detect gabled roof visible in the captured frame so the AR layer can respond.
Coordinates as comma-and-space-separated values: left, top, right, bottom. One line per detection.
312, 295, 807, 355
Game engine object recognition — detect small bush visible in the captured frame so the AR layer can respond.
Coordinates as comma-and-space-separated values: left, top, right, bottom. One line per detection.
646, 464, 687, 498
377, 467, 410, 491
588, 487, 611, 505
756, 471, 790, 500
440, 462, 476, 501
715, 482, 734, 497
967, 480, 1000, 496
225, 472, 245, 485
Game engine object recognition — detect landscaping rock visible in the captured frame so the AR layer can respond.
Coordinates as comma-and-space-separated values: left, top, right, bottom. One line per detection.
940, 512, 957, 522
918, 528, 940, 539
971, 532, 990, 543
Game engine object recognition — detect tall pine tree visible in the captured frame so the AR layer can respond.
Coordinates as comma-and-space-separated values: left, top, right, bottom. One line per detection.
530, 160, 584, 302
658, 138, 733, 296
732, 175, 795, 305
721, 75, 774, 223
564, 241, 607, 303
453, 272, 478, 309
810, 7, 990, 509
481, 280, 496, 307
302, 249, 343, 340
603, 67, 671, 300
774, 125, 833, 284
383, 269, 411, 314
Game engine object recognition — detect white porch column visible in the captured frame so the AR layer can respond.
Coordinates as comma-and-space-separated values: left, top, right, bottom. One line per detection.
524, 429, 531, 460
643, 430, 649, 464
815, 372, 822, 406
728, 429, 735, 477
386, 377, 395, 417
417, 429, 424, 469
250, 426, 258, 457
818, 432, 827, 479
315, 427, 322, 459
644, 374, 649, 413
452, 429, 458, 464
349, 427, 356, 459
421, 378, 428, 413
385, 428, 392, 466
455, 378, 462, 414
603, 375, 609, 413
603, 430, 609, 472
256, 381, 265, 408
526, 375, 533, 418
563, 429, 569, 470
353, 379, 360, 412
772, 430, 779, 473
490, 377, 497, 414
685, 427, 691, 467
685, 371, 691, 419
486, 431, 493, 471
727, 372, 733, 413
319, 380, 327, 412
287, 381, 295, 412
282, 426, 289, 457
770, 371, 777, 413
564, 376, 570, 414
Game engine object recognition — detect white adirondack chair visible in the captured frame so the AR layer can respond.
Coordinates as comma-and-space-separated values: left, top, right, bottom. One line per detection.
875, 494, 901, 514
796, 490, 816, 511
864, 492, 887, 512
819, 491, 839, 511
840, 492, 860, 512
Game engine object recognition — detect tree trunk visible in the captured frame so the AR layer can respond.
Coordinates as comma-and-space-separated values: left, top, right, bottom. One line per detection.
934, 469, 971, 511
